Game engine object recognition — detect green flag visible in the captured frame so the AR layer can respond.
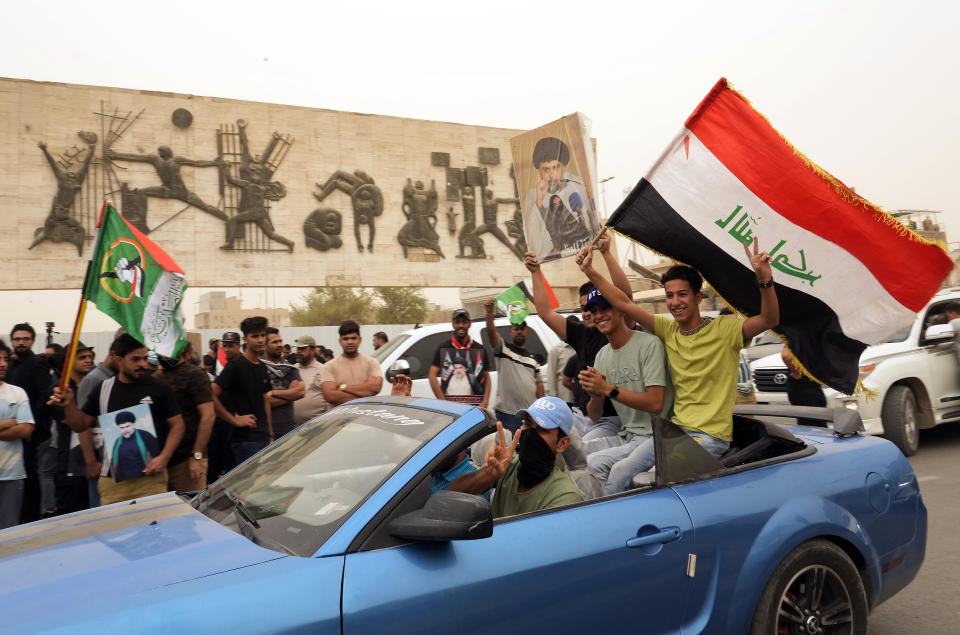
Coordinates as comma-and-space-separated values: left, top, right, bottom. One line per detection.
84, 203, 189, 357
495, 277, 559, 326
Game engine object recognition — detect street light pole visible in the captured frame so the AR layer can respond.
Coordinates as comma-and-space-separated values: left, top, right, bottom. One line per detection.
599, 176, 615, 220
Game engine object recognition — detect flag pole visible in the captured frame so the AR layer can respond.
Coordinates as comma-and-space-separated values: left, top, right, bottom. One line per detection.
587, 225, 608, 249
58, 200, 108, 394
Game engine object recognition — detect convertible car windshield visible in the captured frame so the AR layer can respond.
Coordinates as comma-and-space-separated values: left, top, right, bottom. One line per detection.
193, 403, 454, 556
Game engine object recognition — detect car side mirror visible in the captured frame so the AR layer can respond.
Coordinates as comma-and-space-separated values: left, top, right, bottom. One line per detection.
386, 359, 411, 382
388, 490, 493, 541
924, 323, 954, 341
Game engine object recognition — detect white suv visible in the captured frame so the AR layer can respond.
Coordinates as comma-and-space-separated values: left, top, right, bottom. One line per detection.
371, 315, 564, 401
751, 288, 960, 455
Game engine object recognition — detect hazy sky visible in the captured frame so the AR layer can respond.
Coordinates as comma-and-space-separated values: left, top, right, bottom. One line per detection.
2, 0, 957, 335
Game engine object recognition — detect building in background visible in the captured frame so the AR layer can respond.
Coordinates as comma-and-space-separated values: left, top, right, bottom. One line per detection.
194, 291, 290, 329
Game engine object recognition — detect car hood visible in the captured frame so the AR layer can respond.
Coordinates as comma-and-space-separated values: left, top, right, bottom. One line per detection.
0, 493, 285, 611
859, 341, 914, 364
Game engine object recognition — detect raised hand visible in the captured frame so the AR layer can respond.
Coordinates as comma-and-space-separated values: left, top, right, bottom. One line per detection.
596, 235, 610, 253
484, 421, 521, 481
523, 251, 540, 273
536, 178, 548, 207
743, 236, 773, 283
389, 374, 412, 397
576, 247, 594, 272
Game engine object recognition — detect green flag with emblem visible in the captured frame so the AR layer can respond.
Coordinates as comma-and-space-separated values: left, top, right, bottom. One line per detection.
84, 203, 189, 357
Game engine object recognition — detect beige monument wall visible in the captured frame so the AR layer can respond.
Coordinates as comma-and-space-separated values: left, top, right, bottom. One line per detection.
0, 77, 593, 291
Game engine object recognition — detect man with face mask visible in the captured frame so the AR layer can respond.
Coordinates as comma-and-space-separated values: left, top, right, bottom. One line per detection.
449, 396, 581, 518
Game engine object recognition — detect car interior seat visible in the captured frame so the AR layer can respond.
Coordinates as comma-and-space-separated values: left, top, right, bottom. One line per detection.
719, 416, 773, 467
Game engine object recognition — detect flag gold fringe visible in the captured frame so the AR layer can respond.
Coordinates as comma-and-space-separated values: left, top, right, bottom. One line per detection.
724, 81, 940, 250
607, 227, 874, 398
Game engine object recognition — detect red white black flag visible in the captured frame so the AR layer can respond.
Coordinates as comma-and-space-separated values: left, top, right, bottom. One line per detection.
608, 78, 953, 394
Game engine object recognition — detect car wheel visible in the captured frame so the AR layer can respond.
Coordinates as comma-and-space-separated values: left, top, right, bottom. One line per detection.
881, 385, 919, 456
750, 539, 868, 635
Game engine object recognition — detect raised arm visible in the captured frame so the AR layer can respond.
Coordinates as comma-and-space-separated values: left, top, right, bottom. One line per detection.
598, 236, 633, 299
577, 248, 655, 332
178, 157, 220, 168
524, 252, 567, 340
104, 149, 156, 165
38, 142, 61, 177
76, 142, 96, 181
741, 237, 780, 340
484, 298, 500, 349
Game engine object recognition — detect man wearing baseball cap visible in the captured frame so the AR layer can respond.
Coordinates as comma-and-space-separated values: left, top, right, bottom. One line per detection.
450, 396, 581, 518
293, 335, 328, 425
428, 309, 490, 407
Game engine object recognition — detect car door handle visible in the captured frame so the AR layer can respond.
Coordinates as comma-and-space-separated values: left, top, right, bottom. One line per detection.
626, 526, 681, 548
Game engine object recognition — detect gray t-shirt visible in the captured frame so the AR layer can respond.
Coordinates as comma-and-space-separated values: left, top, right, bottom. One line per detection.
593, 331, 673, 437
492, 339, 542, 415
77, 364, 116, 411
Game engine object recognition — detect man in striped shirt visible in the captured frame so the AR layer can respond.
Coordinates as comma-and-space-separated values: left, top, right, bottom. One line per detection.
484, 298, 545, 433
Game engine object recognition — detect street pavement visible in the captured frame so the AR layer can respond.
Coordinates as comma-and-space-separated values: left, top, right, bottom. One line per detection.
868, 424, 960, 634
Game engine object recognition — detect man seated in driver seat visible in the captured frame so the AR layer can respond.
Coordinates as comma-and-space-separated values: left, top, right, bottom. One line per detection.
449, 396, 582, 517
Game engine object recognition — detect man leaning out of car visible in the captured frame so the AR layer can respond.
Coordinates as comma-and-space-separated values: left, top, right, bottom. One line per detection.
449, 396, 582, 517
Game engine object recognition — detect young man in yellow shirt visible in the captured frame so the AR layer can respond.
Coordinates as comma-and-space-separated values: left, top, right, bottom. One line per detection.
577, 238, 779, 475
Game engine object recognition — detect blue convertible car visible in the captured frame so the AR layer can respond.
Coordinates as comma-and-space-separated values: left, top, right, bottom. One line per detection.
0, 398, 924, 634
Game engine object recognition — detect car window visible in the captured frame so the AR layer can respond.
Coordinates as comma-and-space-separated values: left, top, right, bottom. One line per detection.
193, 403, 455, 557
372, 333, 410, 363
399, 332, 454, 379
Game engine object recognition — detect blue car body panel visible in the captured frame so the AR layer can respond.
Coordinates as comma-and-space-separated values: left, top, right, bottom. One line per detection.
0, 400, 926, 634
343, 488, 694, 634
671, 427, 925, 633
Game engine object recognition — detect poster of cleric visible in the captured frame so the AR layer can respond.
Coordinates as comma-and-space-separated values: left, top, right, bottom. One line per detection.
510, 113, 601, 262
97, 403, 159, 483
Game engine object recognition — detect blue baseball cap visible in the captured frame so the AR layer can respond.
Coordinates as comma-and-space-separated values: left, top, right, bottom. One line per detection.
515, 396, 573, 436
584, 286, 611, 311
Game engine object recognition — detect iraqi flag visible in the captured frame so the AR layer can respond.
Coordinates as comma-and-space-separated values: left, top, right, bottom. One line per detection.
495, 277, 560, 325
84, 202, 189, 358
607, 78, 953, 395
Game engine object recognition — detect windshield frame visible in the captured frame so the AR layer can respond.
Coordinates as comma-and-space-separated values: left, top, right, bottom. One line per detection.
193, 401, 456, 557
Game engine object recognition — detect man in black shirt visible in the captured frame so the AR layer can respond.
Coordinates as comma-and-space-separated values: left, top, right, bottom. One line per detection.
524, 237, 633, 442
202, 338, 218, 377
8, 323, 52, 523
264, 327, 304, 439
212, 316, 273, 465
52, 333, 184, 505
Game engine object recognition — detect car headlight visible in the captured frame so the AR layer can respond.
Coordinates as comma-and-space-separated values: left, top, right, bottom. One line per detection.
858, 363, 876, 379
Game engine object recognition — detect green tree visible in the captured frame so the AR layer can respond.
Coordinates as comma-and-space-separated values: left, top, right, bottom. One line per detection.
374, 287, 428, 324
289, 288, 377, 326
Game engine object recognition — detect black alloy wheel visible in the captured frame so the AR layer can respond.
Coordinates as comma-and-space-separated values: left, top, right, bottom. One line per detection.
751, 540, 868, 635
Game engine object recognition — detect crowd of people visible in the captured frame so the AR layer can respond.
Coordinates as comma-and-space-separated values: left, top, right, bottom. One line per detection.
0, 318, 391, 529
1, 236, 780, 529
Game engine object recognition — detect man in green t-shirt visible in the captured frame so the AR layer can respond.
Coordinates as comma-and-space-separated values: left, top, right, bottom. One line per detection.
449, 396, 581, 518
577, 237, 779, 465
577, 286, 674, 494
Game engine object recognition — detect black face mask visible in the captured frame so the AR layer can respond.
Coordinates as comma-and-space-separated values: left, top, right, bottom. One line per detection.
517, 427, 557, 489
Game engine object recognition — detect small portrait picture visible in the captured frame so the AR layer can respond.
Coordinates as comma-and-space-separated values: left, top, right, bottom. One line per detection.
438, 348, 486, 405
510, 113, 601, 262
97, 403, 158, 483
